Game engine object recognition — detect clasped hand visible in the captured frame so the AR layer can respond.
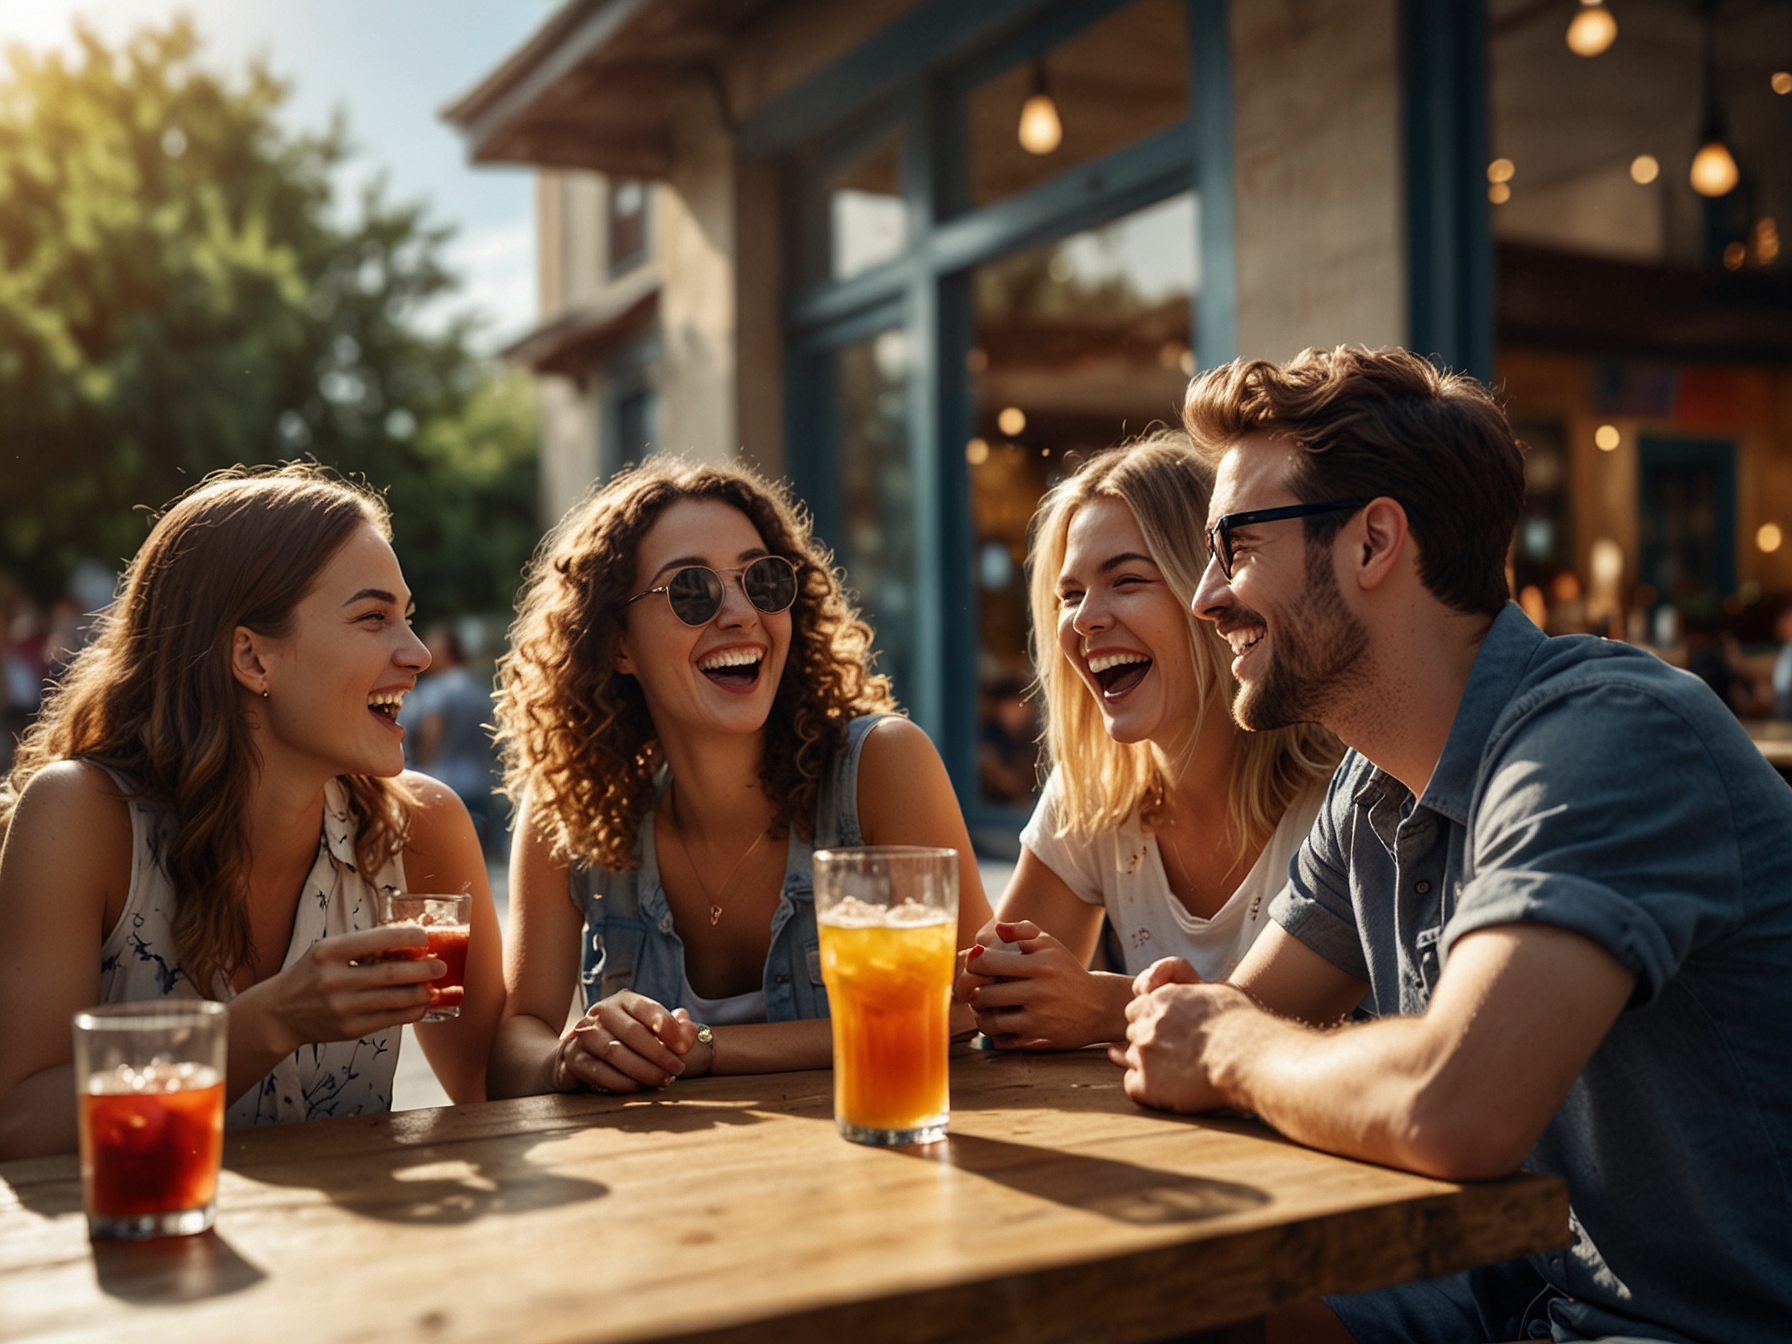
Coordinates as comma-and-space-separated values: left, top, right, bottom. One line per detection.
954, 919, 1127, 1050
553, 991, 710, 1093
1109, 956, 1254, 1114
242, 924, 444, 1055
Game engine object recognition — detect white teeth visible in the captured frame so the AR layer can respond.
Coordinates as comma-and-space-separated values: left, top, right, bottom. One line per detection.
697, 648, 763, 671
368, 691, 406, 710
1086, 652, 1150, 674
1226, 629, 1265, 656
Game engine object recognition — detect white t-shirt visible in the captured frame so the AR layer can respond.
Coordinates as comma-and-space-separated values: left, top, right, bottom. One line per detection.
1019, 768, 1329, 981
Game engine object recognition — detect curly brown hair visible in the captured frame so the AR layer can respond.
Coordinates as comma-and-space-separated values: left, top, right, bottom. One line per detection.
0, 464, 412, 997
494, 458, 897, 872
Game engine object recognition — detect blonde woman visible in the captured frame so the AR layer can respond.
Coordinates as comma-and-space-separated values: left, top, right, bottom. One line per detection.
488, 459, 989, 1096
957, 432, 1341, 1049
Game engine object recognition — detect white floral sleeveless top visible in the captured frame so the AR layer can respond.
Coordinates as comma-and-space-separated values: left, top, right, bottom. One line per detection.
97, 774, 407, 1128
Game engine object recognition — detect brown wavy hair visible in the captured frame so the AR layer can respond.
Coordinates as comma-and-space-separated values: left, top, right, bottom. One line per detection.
495, 457, 897, 872
0, 464, 413, 997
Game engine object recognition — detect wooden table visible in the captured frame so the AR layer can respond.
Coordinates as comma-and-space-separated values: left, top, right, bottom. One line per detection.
1, 1050, 1567, 1344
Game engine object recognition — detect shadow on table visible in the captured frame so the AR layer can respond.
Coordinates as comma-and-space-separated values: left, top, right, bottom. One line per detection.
91, 1230, 265, 1304
898, 1132, 1270, 1226
228, 1122, 609, 1227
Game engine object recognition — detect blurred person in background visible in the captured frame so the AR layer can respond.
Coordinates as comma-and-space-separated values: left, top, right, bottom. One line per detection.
410, 623, 500, 857
488, 458, 991, 1097
0, 466, 503, 1159
975, 670, 1040, 806
956, 432, 1341, 1050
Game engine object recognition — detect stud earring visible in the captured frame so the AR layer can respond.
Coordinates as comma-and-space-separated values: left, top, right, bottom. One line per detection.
261, 689, 270, 700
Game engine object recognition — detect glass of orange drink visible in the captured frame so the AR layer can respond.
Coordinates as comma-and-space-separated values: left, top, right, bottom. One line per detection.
814, 845, 958, 1146
375, 892, 472, 1020
72, 1000, 228, 1238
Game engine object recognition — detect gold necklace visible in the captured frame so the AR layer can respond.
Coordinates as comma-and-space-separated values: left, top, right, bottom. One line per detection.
665, 786, 769, 926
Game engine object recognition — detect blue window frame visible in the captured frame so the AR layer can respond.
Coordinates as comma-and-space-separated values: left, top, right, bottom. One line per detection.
746, 0, 1235, 844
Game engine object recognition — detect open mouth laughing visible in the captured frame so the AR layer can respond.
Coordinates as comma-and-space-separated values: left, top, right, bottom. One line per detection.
1087, 650, 1152, 699
368, 688, 407, 728
697, 645, 764, 692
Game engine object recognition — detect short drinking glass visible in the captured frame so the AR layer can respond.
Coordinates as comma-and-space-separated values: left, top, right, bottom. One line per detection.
73, 1000, 228, 1239
813, 846, 958, 1146
375, 892, 472, 1021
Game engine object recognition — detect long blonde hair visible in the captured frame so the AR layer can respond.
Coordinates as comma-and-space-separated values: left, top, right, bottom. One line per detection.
1028, 430, 1340, 846
493, 457, 897, 872
0, 465, 413, 996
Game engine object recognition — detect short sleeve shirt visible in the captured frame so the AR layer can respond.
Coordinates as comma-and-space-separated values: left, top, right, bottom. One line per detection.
1271, 603, 1792, 1342
1021, 769, 1327, 980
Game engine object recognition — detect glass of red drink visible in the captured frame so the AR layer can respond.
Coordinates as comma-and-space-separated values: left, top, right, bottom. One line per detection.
72, 1001, 228, 1239
375, 892, 472, 1021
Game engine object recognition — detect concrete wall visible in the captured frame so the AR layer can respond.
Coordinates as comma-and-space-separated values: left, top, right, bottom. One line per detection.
1230, 0, 1406, 361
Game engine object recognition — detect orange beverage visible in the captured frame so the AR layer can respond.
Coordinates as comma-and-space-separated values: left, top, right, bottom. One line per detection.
80, 1063, 225, 1221
819, 910, 955, 1142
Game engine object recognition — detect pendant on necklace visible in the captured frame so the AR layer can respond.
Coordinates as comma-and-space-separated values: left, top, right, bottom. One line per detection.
710, 905, 724, 926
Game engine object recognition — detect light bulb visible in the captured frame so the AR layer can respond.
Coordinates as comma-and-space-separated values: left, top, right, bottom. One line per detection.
1566, 3, 1617, 57
997, 406, 1027, 437
1758, 523, 1783, 554
1630, 154, 1659, 184
1018, 94, 1062, 156
1690, 139, 1739, 197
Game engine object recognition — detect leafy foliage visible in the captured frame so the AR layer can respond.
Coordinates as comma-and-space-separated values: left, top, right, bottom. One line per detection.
0, 18, 537, 618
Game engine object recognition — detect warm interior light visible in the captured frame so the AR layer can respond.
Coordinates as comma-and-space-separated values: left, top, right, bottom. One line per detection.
1590, 539, 1624, 588
1630, 154, 1659, 184
1017, 62, 1062, 156
1773, 72, 1792, 95
1759, 523, 1783, 554
1489, 183, 1511, 205
1690, 139, 1740, 197
1754, 218, 1780, 265
1487, 158, 1515, 184
1723, 241, 1747, 270
1595, 424, 1621, 451
1566, 2, 1617, 57
997, 406, 1027, 436
966, 437, 990, 466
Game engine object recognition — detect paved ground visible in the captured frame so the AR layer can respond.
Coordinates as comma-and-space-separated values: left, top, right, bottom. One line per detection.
389, 855, 1018, 1110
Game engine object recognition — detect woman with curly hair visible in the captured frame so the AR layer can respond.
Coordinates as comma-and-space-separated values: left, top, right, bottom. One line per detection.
489, 458, 990, 1095
0, 466, 503, 1159
956, 432, 1341, 1049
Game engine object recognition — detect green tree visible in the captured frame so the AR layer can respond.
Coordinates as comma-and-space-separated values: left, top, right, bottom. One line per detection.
0, 18, 538, 618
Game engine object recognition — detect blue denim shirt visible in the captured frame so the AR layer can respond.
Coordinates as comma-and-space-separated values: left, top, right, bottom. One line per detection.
1276, 604, 1792, 1343
568, 714, 884, 1022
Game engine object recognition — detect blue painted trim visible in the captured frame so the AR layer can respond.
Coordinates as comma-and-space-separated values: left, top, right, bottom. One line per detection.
785, 122, 1196, 336
941, 0, 1140, 101
739, 0, 1049, 160
1401, 0, 1493, 381
1188, 0, 1235, 369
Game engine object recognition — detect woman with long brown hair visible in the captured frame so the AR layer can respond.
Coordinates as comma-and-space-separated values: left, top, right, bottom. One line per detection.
0, 466, 503, 1158
488, 457, 989, 1096
957, 432, 1341, 1048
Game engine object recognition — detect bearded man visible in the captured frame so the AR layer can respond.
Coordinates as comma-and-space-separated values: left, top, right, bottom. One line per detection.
1118, 345, 1792, 1344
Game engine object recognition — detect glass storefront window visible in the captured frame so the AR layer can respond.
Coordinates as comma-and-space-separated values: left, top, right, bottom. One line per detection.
964, 0, 1188, 211
835, 329, 917, 702
967, 191, 1197, 808
829, 128, 907, 281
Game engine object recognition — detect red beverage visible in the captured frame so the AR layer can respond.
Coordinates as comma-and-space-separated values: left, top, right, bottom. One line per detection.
384, 923, 470, 1016
80, 1064, 225, 1219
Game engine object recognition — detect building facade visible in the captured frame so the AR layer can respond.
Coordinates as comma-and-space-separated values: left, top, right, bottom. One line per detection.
445, 0, 1791, 846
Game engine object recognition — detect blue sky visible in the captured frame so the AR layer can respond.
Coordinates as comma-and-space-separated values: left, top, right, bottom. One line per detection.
0, 0, 554, 348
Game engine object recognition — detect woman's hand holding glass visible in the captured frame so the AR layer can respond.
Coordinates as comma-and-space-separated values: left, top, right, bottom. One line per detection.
552, 991, 716, 1093
954, 919, 1137, 1050
233, 925, 444, 1056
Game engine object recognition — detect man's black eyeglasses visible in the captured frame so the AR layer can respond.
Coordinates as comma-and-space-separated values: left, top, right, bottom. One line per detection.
625, 556, 800, 626
1205, 499, 1373, 579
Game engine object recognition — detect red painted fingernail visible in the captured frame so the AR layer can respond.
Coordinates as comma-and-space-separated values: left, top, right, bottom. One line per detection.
966, 945, 984, 962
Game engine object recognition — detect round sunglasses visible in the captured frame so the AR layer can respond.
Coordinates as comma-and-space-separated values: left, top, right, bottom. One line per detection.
625, 555, 800, 626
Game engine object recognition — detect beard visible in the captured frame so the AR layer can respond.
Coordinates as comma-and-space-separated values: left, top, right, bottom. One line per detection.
1230, 542, 1370, 732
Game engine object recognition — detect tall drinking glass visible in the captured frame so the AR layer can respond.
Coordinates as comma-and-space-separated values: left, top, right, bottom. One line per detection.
72, 1000, 228, 1239
813, 845, 957, 1146
375, 892, 472, 1021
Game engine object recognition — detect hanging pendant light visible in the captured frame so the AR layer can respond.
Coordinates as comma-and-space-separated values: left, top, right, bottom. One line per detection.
1690, 2, 1739, 198
1566, 0, 1618, 57
1017, 60, 1062, 156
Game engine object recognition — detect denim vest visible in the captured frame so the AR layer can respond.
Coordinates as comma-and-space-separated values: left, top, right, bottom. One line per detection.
568, 714, 884, 1021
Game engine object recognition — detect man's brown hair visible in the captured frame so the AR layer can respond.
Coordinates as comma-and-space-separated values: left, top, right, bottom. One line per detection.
1182, 346, 1525, 616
